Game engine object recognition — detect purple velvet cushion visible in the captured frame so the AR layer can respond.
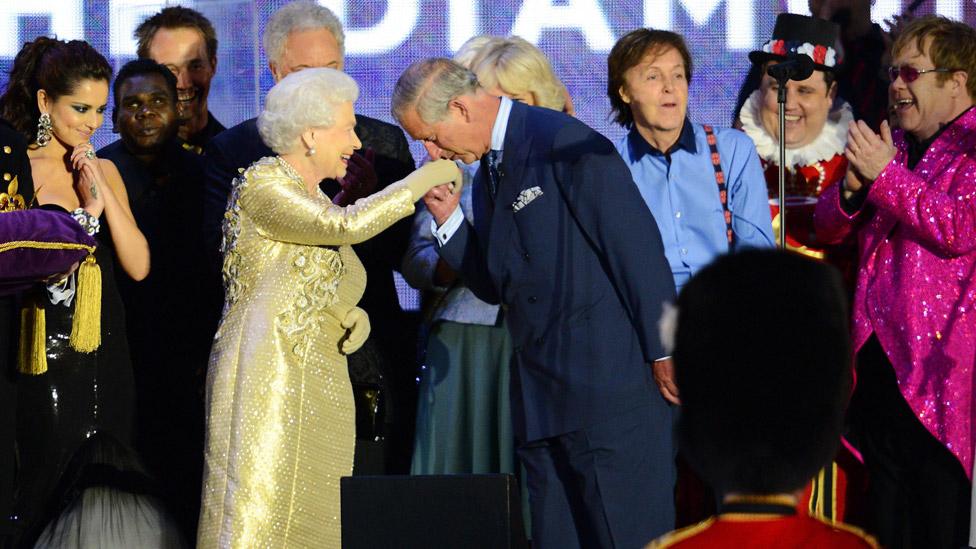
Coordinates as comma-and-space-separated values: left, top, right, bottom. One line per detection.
0, 209, 96, 296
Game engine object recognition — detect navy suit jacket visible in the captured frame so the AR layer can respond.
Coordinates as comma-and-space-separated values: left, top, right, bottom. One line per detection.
438, 102, 677, 442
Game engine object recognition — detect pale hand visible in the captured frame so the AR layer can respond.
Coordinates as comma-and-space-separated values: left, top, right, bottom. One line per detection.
47, 261, 81, 283
842, 168, 867, 199
652, 358, 681, 405
423, 184, 462, 227
71, 143, 105, 219
340, 307, 371, 354
845, 120, 896, 183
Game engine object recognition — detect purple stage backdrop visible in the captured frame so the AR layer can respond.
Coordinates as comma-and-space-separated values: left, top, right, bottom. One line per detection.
2, 0, 973, 308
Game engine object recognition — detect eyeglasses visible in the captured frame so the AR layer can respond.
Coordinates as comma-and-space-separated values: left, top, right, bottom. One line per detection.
887, 65, 955, 83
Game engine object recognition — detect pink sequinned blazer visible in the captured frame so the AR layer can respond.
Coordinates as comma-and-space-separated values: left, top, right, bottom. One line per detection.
814, 108, 976, 478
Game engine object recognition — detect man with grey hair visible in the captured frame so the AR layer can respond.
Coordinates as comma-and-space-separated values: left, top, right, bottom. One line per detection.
203, 0, 417, 475
394, 58, 677, 548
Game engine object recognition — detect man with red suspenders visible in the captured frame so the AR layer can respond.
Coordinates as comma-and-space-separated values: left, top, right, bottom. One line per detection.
608, 28, 774, 406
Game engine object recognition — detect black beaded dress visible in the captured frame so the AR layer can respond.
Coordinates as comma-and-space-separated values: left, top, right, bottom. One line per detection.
9, 209, 183, 548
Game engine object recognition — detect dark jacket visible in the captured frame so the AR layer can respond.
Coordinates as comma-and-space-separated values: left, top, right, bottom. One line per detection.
438, 101, 677, 441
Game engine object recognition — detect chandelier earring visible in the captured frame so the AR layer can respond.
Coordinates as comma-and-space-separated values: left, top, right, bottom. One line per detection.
36, 113, 53, 148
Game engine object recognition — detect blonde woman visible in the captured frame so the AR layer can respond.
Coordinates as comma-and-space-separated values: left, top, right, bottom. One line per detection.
469, 36, 573, 113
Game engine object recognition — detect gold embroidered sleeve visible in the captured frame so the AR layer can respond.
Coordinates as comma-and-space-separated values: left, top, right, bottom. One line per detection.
241, 174, 415, 246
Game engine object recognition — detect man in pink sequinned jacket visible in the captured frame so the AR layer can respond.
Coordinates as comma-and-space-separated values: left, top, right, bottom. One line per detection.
814, 16, 976, 549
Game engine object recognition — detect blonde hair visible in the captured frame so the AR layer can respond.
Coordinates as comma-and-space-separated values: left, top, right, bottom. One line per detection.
468, 36, 567, 111
453, 35, 503, 69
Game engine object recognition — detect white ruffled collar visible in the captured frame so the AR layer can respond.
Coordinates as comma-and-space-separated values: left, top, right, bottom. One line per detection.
740, 88, 852, 167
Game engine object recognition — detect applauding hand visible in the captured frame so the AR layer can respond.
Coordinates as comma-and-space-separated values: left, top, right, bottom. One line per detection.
845, 120, 896, 184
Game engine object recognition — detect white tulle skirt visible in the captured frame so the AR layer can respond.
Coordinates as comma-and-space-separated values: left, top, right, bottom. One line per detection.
33, 485, 186, 549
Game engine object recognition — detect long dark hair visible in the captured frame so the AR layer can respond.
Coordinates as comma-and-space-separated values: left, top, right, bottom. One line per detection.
0, 37, 112, 144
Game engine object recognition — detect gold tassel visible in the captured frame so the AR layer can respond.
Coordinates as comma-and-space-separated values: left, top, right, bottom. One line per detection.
69, 254, 101, 353
17, 298, 47, 375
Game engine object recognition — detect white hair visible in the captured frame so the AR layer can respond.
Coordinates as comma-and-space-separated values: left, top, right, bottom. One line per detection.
258, 68, 359, 154
263, 0, 345, 65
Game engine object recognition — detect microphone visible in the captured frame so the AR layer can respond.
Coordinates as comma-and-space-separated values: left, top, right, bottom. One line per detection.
766, 54, 815, 82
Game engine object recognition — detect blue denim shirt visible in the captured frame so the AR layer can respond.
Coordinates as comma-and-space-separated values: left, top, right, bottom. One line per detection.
616, 120, 775, 292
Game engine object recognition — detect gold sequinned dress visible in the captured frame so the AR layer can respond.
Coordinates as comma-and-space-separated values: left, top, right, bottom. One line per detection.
198, 156, 414, 548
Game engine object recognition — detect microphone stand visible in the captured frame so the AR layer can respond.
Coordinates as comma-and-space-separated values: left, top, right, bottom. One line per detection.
777, 82, 787, 249
768, 54, 814, 249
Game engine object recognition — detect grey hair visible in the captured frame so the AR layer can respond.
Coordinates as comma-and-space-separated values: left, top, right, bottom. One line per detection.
258, 68, 359, 154
263, 0, 345, 65
391, 58, 480, 125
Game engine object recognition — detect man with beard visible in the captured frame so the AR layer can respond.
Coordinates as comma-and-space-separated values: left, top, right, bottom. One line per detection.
203, 0, 416, 474
98, 58, 219, 541
135, 6, 224, 154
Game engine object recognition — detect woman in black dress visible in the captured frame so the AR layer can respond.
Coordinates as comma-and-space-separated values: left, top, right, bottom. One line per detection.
0, 38, 181, 547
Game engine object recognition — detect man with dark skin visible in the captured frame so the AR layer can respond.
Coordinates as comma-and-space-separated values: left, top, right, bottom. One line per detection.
98, 58, 219, 541
113, 71, 180, 161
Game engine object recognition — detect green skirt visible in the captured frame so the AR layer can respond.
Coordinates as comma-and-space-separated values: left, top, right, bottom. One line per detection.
411, 321, 514, 475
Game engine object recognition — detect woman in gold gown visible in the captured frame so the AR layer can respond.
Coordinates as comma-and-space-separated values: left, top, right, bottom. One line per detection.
198, 68, 460, 548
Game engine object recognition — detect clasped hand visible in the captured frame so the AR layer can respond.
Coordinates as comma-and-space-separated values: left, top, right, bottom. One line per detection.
340, 307, 370, 354
70, 142, 106, 218
413, 159, 464, 227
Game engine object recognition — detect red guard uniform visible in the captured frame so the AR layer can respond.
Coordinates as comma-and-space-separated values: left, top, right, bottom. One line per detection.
648, 500, 878, 549
739, 91, 865, 526
739, 89, 854, 268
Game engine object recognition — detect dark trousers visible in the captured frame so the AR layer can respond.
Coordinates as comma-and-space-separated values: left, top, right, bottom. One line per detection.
848, 335, 971, 549
516, 404, 675, 549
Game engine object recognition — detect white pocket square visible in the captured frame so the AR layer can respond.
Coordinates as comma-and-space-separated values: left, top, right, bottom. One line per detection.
512, 187, 543, 212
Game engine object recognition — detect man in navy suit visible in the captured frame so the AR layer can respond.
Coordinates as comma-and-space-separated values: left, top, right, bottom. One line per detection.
394, 58, 678, 548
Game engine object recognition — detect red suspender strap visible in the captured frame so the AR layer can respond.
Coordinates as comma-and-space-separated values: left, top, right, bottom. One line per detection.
702, 124, 734, 249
